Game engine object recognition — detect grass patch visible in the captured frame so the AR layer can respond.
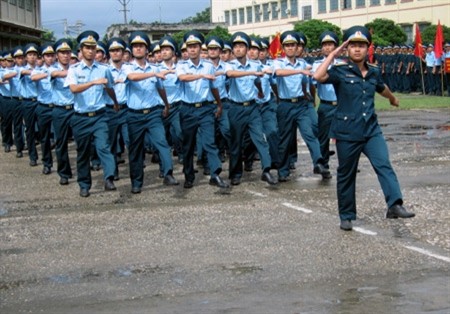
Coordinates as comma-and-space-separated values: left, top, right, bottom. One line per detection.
375, 93, 450, 110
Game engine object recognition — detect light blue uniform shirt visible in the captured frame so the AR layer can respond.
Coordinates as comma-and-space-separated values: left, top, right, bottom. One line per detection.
0, 68, 10, 96
65, 60, 114, 113
158, 61, 182, 104
176, 59, 218, 103
31, 64, 53, 104
123, 60, 163, 110
425, 52, 436, 67
50, 63, 75, 106
212, 60, 229, 100
273, 57, 308, 99
108, 63, 128, 105
311, 57, 338, 102
1, 66, 22, 97
20, 64, 38, 99
225, 59, 261, 103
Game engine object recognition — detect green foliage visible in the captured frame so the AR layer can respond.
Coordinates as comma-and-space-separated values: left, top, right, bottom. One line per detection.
42, 29, 56, 42
421, 24, 450, 45
293, 19, 342, 49
375, 93, 450, 110
181, 7, 210, 24
206, 26, 231, 41
364, 18, 407, 45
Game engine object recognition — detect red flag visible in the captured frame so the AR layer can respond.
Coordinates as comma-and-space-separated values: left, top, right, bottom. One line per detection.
414, 24, 423, 57
269, 32, 284, 59
368, 28, 374, 63
434, 20, 444, 59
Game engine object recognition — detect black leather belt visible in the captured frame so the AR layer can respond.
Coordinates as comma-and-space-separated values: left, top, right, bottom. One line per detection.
230, 100, 255, 106
183, 101, 210, 108
320, 99, 337, 105
39, 103, 55, 108
11, 96, 22, 100
280, 97, 307, 103
128, 105, 163, 114
106, 104, 128, 109
75, 108, 105, 117
55, 104, 74, 110
171, 101, 182, 107
22, 97, 37, 101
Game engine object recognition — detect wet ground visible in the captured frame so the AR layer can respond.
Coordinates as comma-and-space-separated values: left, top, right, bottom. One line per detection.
0, 108, 449, 313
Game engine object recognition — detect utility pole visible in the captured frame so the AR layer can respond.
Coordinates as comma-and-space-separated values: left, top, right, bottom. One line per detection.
118, 0, 131, 24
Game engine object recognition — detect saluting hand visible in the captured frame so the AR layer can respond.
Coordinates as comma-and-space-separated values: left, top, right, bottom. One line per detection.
390, 97, 399, 107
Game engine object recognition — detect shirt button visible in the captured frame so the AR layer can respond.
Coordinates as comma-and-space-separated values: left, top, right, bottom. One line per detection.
350, 80, 354, 83
363, 113, 366, 117
363, 102, 366, 105
344, 116, 348, 120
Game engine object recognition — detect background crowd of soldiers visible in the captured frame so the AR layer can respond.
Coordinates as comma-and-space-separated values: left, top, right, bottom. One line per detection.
0, 28, 449, 200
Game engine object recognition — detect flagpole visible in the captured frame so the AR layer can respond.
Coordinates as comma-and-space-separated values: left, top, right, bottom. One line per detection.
419, 58, 425, 95
440, 68, 444, 96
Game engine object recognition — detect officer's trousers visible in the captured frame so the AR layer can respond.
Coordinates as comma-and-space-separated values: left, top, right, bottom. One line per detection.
260, 100, 279, 167
180, 103, 222, 182
0, 97, 14, 147
163, 102, 183, 161
11, 99, 24, 153
22, 99, 38, 162
106, 105, 128, 178
71, 111, 115, 190
52, 106, 74, 180
317, 102, 337, 170
228, 102, 271, 179
35, 103, 53, 168
336, 133, 403, 221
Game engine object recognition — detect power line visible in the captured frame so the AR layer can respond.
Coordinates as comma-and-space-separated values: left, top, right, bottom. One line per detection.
118, 0, 131, 24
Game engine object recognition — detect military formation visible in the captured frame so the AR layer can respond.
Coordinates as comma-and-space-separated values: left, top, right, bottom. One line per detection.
2, 24, 441, 230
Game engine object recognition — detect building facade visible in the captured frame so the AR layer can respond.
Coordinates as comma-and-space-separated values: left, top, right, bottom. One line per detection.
0, 0, 42, 50
211, 0, 449, 42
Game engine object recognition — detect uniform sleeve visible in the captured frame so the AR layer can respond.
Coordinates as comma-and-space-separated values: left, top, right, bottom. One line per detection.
104, 68, 114, 89
64, 67, 77, 87
324, 65, 340, 85
154, 66, 162, 89
175, 62, 187, 76
374, 69, 386, 93
224, 62, 235, 74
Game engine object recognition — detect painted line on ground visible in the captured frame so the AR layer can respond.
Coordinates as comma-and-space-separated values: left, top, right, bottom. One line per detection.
246, 190, 267, 198
403, 245, 450, 263
353, 227, 378, 236
282, 202, 313, 214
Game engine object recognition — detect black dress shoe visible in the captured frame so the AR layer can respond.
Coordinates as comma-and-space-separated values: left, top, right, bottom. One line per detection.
209, 176, 230, 188
230, 177, 241, 186
158, 171, 164, 178
386, 204, 415, 219
80, 188, 90, 197
244, 162, 253, 172
289, 163, 296, 170
203, 168, 211, 175
29, 160, 37, 167
163, 174, 179, 186
16, 152, 23, 158
114, 174, 120, 181
42, 166, 51, 175
117, 156, 125, 164
261, 172, 278, 185
59, 177, 69, 185
104, 179, 117, 191
278, 176, 290, 182
184, 180, 194, 189
91, 164, 101, 171
313, 163, 328, 175
4, 145, 11, 153
322, 171, 332, 180
131, 186, 141, 194
340, 220, 353, 231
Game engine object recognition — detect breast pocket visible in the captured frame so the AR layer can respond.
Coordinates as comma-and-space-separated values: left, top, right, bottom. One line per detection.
332, 112, 356, 136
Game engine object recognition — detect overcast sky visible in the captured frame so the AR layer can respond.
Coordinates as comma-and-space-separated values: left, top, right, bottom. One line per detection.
41, 0, 210, 38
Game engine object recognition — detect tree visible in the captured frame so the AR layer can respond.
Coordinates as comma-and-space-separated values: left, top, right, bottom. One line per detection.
42, 29, 56, 42
180, 6, 210, 24
293, 19, 342, 49
364, 18, 407, 45
422, 24, 450, 46
206, 26, 231, 41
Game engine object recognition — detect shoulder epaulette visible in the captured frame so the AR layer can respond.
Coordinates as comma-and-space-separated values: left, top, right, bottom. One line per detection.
333, 61, 348, 66
367, 62, 378, 68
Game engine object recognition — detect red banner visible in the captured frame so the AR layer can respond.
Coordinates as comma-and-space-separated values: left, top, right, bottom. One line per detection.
269, 33, 284, 59
414, 24, 423, 58
445, 58, 450, 74
434, 20, 444, 59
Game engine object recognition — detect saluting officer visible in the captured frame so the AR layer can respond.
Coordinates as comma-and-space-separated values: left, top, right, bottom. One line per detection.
31, 43, 56, 175
274, 31, 329, 182
311, 31, 341, 178
50, 38, 75, 185
176, 30, 229, 189
313, 25, 415, 231
65, 30, 119, 197
124, 31, 179, 194
225, 32, 277, 186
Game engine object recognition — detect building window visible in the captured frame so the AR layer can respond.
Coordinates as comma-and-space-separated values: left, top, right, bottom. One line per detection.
318, 0, 326, 13
263, 3, 270, 21
18, 0, 24, 8
290, 0, 298, 17
401, 24, 413, 43
385, 0, 396, 4
280, 0, 288, 18
370, 0, 380, 5
271, 2, 278, 19
356, 0, 365, 7
224, 11, 230, 25
342, 0, 352, 9
239, 8, 245, 24
330, 0, 339, 11
302, 5, 312, 20
231, 9, 237, 25
246, 6, 253, 23
9, 0, 17, 5
255, 5, 261, 23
